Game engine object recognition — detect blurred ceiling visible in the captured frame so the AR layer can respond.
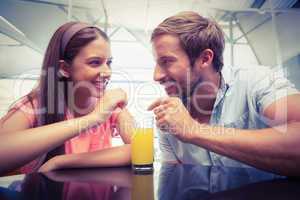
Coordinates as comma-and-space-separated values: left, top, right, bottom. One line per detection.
0, 0, 300, 77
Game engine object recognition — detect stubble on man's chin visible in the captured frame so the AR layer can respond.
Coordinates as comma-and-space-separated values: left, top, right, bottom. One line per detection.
183, 78, 203, 110
166, 89, 190, 109
182, 93, 191, 109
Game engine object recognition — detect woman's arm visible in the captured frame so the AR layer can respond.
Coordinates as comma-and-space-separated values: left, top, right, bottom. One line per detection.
39, 144, 131, 172
0, 111, 101, 174
38, 108, 134, 172
43, 167, 132, 187
0, 89, 127, 174
116, 108, 134, 144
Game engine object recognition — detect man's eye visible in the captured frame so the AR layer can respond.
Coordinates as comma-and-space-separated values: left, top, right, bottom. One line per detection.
161, 59, 171, 66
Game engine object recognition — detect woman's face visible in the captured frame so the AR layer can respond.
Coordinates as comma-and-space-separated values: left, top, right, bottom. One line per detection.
69, 36, 112, 98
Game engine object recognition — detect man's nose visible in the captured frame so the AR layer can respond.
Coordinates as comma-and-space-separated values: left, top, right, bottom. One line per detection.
153, 65, 166, 82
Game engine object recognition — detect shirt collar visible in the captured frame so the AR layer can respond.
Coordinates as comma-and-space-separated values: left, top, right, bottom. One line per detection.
213, 67, 232, 108
220, 66, 234, 90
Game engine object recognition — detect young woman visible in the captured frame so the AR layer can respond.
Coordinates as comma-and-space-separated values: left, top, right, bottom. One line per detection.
0, 22, 134, 174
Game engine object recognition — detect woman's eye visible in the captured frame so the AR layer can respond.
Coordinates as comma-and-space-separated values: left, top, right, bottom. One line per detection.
89, 60, 101, 66
106, 60, 112, 66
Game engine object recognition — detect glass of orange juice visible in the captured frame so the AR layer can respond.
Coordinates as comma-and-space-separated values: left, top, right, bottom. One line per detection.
132, 173, 154, 200
131, 115, 154, 173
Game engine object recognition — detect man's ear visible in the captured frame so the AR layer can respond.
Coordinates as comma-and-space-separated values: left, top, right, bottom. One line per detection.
193, 49, 214, 71
58, 60, 70, 78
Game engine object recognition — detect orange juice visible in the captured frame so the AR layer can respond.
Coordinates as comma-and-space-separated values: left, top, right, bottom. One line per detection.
132, 174, 154, 200
131, 128, 154, 166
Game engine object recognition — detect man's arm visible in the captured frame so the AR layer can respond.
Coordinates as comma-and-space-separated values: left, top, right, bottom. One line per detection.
187, 94, 300, 176
149, 95, 300, 176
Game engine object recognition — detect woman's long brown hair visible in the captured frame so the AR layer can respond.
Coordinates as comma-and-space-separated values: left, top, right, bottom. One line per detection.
3, 22, 109, 164
41, 22, 109, 162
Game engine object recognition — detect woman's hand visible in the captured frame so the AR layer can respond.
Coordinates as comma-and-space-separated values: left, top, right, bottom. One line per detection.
90, 88, 128, 123
38, 156, 62, 172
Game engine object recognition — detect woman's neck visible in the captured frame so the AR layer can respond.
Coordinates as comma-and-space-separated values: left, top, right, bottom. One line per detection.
70, 89, 95, 118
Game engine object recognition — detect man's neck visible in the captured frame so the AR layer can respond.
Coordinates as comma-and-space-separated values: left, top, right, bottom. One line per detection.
189, 72, 221, 122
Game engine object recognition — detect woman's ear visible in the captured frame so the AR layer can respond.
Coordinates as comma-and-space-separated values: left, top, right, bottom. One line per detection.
58, 60, 70, 78
194, 49, 214, 70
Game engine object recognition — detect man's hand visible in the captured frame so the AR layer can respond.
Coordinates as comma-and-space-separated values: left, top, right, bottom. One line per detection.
148, 97, 197, 142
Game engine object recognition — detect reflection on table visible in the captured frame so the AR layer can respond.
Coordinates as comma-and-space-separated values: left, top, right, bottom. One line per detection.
158, 163, 300, 200
0, 163, 299, 200
0, 167, 132, 200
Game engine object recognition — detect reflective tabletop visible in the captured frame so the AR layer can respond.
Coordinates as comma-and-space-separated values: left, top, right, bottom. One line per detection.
0, 163, 299, 200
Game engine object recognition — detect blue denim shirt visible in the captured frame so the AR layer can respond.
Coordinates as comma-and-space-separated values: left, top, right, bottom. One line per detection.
159, 66, 299, 167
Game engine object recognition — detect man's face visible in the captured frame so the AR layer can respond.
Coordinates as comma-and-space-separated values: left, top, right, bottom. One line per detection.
152, 34, 200, 99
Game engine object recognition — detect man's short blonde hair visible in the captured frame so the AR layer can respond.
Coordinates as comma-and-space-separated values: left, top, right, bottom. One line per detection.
151, 11, 225, 72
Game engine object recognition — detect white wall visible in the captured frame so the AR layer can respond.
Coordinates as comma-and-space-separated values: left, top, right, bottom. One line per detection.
0, 78, 165, 118
0, 79, 37, 117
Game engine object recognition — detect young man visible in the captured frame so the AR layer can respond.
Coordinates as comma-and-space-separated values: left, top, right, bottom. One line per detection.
148, 11, 300, 176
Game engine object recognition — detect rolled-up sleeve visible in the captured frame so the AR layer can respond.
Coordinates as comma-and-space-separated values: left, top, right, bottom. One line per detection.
251, 67, 299, 115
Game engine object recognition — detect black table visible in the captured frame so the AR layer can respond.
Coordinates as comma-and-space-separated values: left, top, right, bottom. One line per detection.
0, 163, 299, 200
